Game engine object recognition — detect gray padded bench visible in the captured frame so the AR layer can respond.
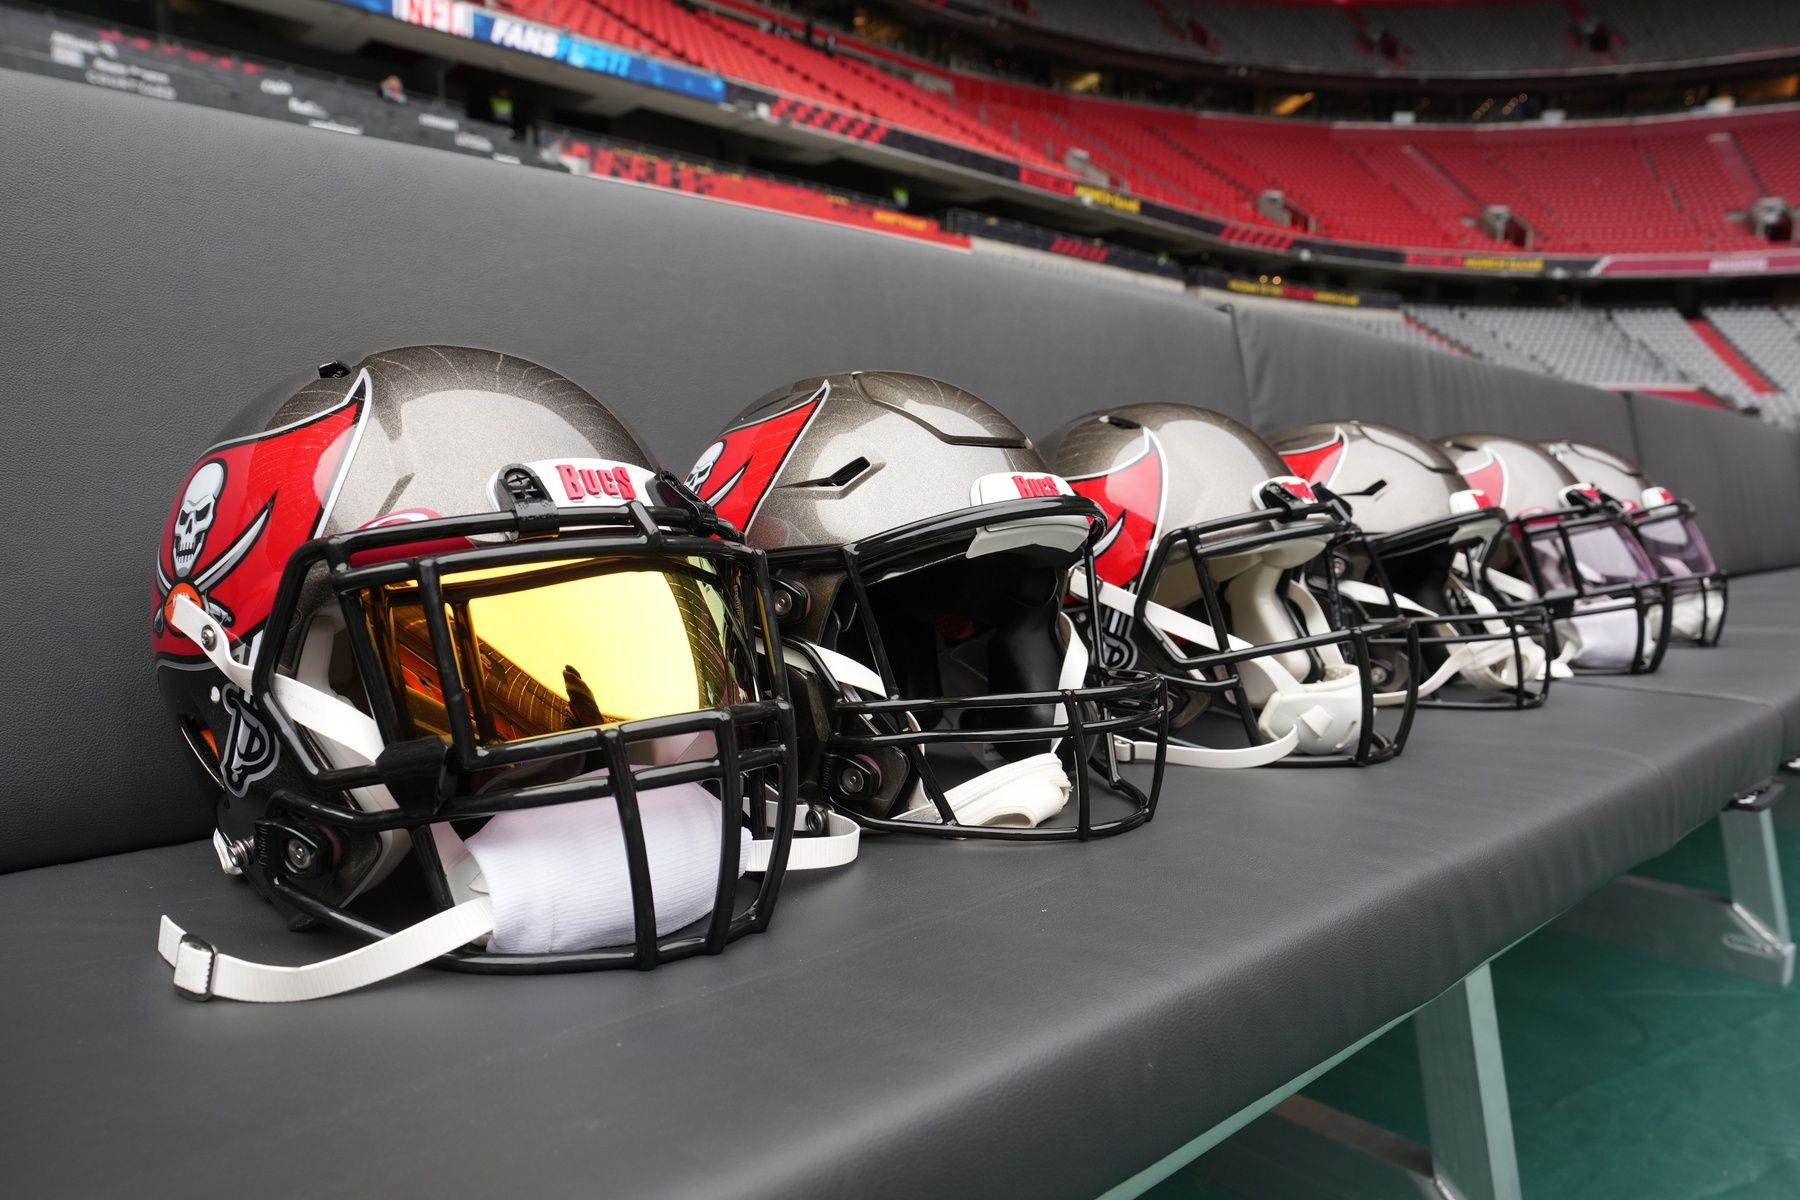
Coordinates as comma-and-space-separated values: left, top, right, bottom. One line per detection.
0, 687, 1778, 1198
2, 71, 1797, 1200
1718, 569, 1800, 636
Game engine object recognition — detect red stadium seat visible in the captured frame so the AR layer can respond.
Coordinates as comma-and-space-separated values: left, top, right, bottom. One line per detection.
509, 0, 1800, 256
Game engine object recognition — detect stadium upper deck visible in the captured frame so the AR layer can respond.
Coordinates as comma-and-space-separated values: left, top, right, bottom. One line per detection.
477, 0, 1799, 260
915, 0, 1800, 79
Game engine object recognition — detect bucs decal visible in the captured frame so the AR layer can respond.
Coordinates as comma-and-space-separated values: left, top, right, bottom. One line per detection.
1279, 427, 1347, 489
686, 381, 827, 531
1010, 474, 1063, 498
153, 371, 371, 660
1065, 432, 1167, 672
1066, 429, 1167, 592
1456, 449, 1508, 512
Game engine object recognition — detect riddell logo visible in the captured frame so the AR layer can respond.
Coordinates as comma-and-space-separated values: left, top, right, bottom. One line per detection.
557, 463, 637, 503
1013, 475, 1062, 498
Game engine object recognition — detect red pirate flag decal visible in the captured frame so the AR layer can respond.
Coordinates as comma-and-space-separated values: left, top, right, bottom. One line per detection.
1066, 429, 1166, 589
684, 382, 826, 531
1458, 449, 1508, 512
1279, 427, 1347, 488
152, 375, 369, 660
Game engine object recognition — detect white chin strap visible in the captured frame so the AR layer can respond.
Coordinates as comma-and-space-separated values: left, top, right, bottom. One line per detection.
159, 593, 855, 1003
1074, 573, 1339, 763
1670, 592, 1718, 643
792, 614, 1099, 829
1472, 560, 1651, 671
1456, 555, 1576, 679
1561, 601, 1654, 671
1334, 577, 1549, 700
895, 753, 1073, 828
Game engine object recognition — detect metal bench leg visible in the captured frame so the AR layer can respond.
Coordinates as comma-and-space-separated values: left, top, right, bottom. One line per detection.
1774, 767, 1799, 831
1416, 964, 1523, 1200
1188, 964, 1522, 1200
1553, 802, 1794, 986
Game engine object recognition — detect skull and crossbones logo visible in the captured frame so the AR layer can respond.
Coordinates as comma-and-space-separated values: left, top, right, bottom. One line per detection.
686, 440, 725, 495
155, 457, 274, 632
173, 460, 226, 577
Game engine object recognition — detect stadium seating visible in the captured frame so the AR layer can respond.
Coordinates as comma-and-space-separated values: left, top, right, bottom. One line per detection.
471, 0, 1800, 256
1409, 305, 1662, 384
944, 0, 1800, 74
963, 68, 1800, 254
1609, 308, 1764, 406
1168, 1, 1365, 69
561, 138, 967, 245
1705, 306, 1800, 423
1735, 123, 1800, 201
1396, 304, 1545, 373
1389, 302, 1800, 427
1356, 2, 1585, 73
496, 0, 1056, 165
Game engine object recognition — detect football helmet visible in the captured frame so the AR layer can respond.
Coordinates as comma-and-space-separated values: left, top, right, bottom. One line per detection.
685, 371, 1167, 839
1439, 433, 1672, 674
151, 347, 852, 1002
1269, 421, 1554, 709
1041, 404, 1419, 768
1541, 440, 1725, 645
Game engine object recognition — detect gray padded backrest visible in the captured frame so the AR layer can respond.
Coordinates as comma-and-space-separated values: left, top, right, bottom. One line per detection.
0, 71, 1244, 871
1629, 393, 1800, 575
1230, 303, 1639, 448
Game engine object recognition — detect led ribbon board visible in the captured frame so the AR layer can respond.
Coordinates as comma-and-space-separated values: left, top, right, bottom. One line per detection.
333, 0, 727, 104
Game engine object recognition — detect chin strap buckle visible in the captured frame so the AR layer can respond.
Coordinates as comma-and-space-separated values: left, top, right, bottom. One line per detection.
171, 934, 217, 1001
1111, 734, 1141, 763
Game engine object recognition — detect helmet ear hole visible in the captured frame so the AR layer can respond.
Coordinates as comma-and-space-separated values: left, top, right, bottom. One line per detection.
178, 714, 225, 790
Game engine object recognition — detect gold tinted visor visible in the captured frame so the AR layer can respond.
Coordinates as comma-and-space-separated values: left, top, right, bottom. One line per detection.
365, 555, 760, 748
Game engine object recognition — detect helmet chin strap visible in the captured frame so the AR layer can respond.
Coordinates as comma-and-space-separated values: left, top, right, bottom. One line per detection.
160, 593, 854, 1003
789, 615, 1091, 829
1068, 574, 1307, 765
1471, 560, 1655, 672
1669, 591, 1718, 643
1453, 554, 1576, 679
1332, 577, 1549, 700
1561, 600, 1656, 671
